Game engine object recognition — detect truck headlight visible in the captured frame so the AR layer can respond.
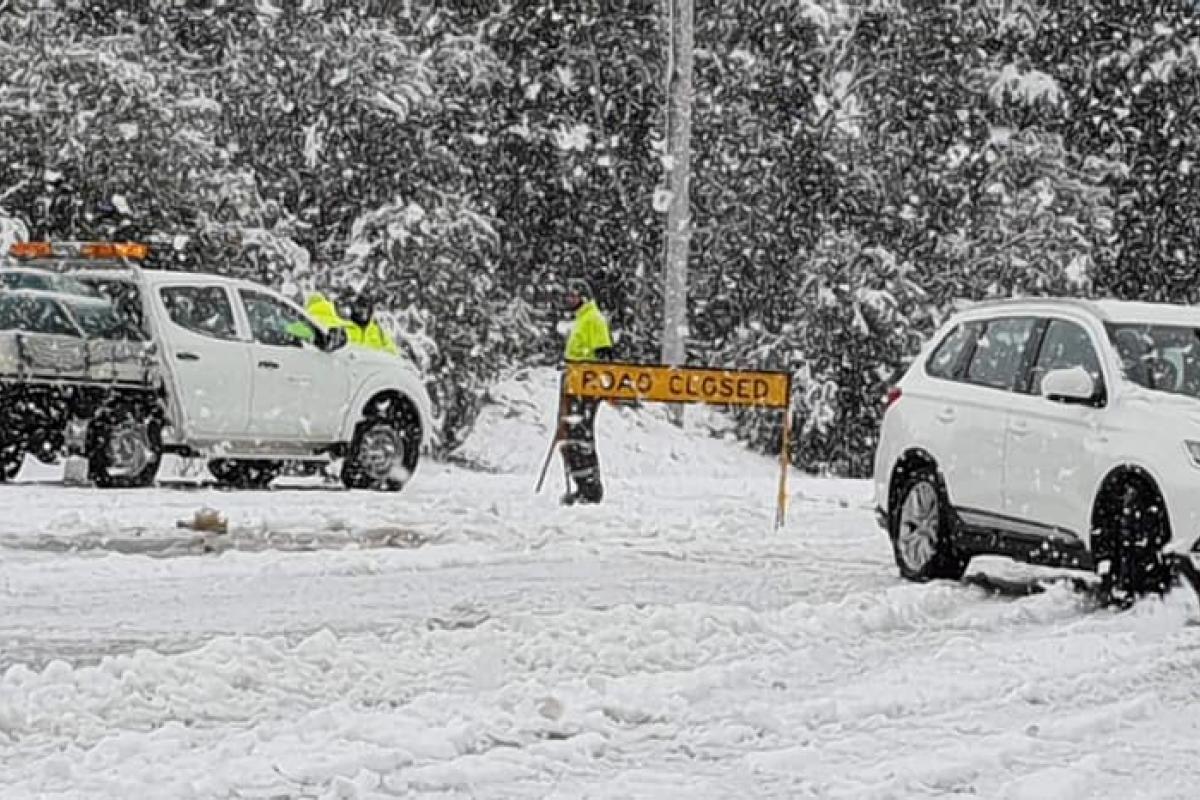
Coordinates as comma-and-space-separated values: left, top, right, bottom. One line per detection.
1185, 441, 1200, 468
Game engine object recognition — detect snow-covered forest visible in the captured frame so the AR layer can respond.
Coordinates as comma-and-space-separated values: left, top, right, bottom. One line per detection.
2, 1, 1199, 474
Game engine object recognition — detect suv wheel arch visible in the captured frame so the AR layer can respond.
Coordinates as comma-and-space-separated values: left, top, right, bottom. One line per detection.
889, 448, 939, 514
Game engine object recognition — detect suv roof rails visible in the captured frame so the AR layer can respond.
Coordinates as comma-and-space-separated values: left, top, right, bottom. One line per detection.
954, 296, 1102, 312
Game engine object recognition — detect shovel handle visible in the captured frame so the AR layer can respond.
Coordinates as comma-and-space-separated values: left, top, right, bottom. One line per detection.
534, 373, 570, 494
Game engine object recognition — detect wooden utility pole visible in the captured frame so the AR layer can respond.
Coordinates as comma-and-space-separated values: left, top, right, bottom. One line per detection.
661, 0, 693, 372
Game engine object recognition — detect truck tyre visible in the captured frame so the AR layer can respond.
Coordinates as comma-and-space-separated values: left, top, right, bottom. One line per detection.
208, 459, 281, 490
0, 442, 22, 482
342, 399, 420, 492
889, 466, 970, 582
87, 404, 162, 488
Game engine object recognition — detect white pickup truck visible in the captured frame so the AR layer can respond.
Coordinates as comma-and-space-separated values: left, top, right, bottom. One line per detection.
1, 242, 433, 491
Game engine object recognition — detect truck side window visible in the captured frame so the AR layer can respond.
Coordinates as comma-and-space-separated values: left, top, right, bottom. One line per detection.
160, 286, 237, 341
239, 289, 318, 348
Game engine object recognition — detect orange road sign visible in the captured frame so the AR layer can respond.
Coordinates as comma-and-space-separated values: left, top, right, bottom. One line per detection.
562, 362, 794, 528
565, 362, 790, 408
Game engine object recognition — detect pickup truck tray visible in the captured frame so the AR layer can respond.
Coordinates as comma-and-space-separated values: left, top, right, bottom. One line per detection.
0, 331, 156, 387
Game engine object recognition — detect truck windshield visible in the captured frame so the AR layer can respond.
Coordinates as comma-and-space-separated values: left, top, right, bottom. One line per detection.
74, 277, 146, 336
0, 269, 101, 297
1106, 323, 1200, 399
71, 302, 146, 341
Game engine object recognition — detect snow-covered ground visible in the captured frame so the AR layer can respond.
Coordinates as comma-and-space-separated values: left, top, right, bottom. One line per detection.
2, 368, 1200, 799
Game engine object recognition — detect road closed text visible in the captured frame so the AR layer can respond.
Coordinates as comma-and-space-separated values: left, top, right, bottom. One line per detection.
566, 363, 790, 408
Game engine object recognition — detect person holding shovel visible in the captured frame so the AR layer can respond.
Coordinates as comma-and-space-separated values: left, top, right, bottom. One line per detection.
559, 278, 613, 505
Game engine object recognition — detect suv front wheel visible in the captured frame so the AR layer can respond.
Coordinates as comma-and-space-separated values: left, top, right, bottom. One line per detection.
1092, 473, 1172, 605
890, 466, 969, 582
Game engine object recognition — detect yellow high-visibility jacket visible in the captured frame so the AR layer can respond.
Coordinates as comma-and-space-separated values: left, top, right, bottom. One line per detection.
306, 293, 399, 356
565, 300, 612, 362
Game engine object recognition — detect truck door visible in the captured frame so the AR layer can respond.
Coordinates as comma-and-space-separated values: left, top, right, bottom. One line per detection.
236, 288, 347, 441
155, 284, 253, 439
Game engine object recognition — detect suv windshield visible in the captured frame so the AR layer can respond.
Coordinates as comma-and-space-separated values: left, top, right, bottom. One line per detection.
1106, 323, 1200, 399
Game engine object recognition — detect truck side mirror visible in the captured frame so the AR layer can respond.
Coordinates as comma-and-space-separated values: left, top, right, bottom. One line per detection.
322, 326, 348, 353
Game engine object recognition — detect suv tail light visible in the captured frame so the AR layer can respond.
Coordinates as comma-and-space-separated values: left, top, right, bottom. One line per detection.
885, 386, 902, 410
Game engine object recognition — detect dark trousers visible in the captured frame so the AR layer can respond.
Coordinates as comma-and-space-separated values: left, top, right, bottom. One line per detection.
562, 396, 604, 503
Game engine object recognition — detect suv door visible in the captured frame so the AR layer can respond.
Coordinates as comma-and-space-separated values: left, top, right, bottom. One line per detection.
157, 284, 253, 438
237, 288, 348, 441
949, 316, 1040, 520
1003, 317, 1108, 538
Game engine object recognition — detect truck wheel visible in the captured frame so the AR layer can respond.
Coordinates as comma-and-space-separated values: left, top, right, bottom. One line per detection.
889, 466, 969, 582
0, 442, 23, 482
87, 405, 162, 488
342, 401, 420, 492
209, 459, 281, 490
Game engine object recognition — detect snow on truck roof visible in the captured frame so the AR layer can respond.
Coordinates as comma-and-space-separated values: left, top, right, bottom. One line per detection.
5, 242, 267, 292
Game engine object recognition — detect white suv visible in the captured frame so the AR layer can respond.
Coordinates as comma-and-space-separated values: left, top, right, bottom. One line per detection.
874, 298, 1200, 598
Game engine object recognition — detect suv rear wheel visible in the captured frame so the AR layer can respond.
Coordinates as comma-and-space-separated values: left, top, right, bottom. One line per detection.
890, 466, 969, 582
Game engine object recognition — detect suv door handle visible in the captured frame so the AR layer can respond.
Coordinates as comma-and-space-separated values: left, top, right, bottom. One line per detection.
1008, 420, 1031, 437
936, 408, 956, 423
176, 351, 200, 362
258, 360, 280, 370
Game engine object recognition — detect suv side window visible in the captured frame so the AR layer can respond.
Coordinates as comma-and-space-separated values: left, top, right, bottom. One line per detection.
926, 324, 977, 380
1028, 319, 1105, 398
239, 289, 319, 348
965, 317, 1037, 390
160, 286, 238, 341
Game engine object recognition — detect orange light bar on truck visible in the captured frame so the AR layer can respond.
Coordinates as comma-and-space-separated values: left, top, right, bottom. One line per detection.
80, 242, 148, 259
8, 242, 52, 258
8, 241, 149, 260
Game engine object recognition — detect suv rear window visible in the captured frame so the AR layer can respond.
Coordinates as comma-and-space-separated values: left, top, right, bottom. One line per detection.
926, 324, 975, 379
966, 317, 1037, 390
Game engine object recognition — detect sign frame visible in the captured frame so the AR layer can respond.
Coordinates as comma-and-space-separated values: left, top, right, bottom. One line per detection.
561, 361, 794, 528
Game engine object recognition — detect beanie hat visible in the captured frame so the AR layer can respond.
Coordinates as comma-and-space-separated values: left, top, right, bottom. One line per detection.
567, 278, 593, 300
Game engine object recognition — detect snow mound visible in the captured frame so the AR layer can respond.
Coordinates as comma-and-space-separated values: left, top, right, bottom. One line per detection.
453, 367, 779, 479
